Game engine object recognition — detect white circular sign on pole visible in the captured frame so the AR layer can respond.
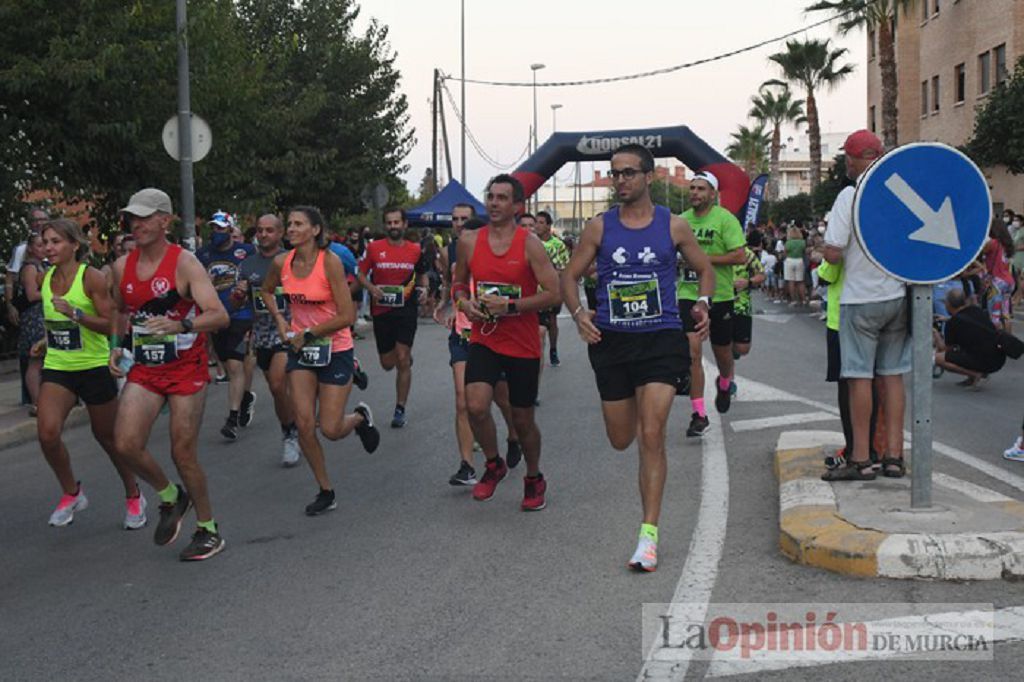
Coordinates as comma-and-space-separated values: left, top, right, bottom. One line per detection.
162, 114, 213, 162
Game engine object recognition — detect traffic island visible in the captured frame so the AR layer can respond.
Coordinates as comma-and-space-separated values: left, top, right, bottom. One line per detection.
776, 430, 1024, 580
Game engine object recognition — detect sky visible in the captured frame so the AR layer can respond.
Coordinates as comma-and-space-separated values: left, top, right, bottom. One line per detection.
354, 0, 869, 198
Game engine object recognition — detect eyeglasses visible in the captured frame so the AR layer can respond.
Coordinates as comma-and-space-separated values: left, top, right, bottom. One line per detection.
452, 216, 469, 223
606, 168, 645, 180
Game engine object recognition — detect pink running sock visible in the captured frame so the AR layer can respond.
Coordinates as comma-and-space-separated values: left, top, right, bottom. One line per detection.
718, 376, 732, 391
691, 398, 706, 418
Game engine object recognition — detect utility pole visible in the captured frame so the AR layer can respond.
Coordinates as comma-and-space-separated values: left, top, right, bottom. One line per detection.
530, 63, 545, 212
176, 0, 195, 250
550, 103, 562, 227
460, 0, 466, 184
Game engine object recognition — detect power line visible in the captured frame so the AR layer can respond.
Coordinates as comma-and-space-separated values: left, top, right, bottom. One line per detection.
439, 7, 857, 88
439, 77, 531, 171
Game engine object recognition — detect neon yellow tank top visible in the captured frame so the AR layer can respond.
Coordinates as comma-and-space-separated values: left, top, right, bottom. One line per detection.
42, 263, 110, 371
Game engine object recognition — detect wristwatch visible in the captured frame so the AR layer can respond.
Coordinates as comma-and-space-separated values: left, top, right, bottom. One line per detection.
180, 318, 194, 334
696, 295, 712, 308
72, 308, 85, 323
506, 301, 517, 315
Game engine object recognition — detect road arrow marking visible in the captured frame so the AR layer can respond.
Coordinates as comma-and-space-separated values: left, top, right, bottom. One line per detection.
884, 173, 960, 250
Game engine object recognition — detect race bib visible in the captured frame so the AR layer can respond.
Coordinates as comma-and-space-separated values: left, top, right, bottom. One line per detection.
254, 287, 288, 314
378, 285, 405, 307
608, 278, 662, 323
131, 323, 179, 366
45, 320, 82, 351
298, 337, 332, 367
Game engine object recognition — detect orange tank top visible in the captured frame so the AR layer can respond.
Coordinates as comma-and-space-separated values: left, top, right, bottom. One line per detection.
280, 249, 352, 352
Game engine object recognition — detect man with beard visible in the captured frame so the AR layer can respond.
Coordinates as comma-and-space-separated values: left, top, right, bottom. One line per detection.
356, 207, 428, 428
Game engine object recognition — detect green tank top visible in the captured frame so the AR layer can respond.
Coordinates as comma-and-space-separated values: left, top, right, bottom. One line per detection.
42, 263, 110, 371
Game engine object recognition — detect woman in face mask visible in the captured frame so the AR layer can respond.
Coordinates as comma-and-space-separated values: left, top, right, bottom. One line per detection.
1011, 213, 1024, 307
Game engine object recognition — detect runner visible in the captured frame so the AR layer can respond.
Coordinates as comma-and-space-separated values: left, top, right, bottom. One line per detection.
435, 206, 522, 486
31, 219, 145, 528
238, 214, 301, 466
326, 234, 369, 389
561, 144, 713, 571
534, 211, 569, 367
730, 231, 767, 380
108, 188, 230, 561
676, 170, 746, 436
451, 174, 561, 509
196, 211, 257, 441
356, 207, 428, 428
261, 206, 381, 516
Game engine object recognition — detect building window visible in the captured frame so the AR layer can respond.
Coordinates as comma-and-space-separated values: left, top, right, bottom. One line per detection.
979, 51, 991, 94
955, 63, 965, 103
995, 44, 1008, 86
933, 0, 940, 14
868, 30, 876, 60
932, 75, 940, 112
870, 105, 877, 133
921, 80, 929, 116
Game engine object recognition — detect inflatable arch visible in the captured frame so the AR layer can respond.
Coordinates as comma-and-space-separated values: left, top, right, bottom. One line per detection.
511, 125, 751, 217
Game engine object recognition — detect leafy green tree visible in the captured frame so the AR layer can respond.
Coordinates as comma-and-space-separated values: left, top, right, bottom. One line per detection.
806, 0, 918, 150
766, 193, 814, 225
768, 39, 855, 195
811, 154, 852, 213
967, 56, 1024, 174
749, 83, 806, 202
650, 179, 688, 214
725, 124, 771, 179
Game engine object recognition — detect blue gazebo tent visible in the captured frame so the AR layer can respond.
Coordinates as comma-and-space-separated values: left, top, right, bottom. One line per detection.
406, 180, 487, 227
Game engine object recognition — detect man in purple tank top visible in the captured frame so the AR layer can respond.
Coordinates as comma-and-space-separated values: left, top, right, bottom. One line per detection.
561, 144, 714, 573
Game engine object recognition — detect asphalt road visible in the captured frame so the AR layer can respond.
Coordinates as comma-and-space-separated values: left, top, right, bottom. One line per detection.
2, 295, 1023, 681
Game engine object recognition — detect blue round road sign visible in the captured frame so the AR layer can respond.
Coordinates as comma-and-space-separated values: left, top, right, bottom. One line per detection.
853, 142, 991, 284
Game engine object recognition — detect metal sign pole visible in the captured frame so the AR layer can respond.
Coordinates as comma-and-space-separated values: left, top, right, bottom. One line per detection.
910, 284, 933, 508
176, 0, 196, 251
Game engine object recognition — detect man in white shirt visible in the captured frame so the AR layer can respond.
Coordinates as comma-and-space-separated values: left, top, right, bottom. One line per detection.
4, 207, 49, 325
822, 130, 909, 482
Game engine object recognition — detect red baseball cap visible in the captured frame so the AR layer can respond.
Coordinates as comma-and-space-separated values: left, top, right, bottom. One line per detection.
842, 129, 884, 160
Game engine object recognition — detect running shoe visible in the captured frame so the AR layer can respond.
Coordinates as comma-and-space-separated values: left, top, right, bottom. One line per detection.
714, 377, 731, 414
305, 489, 337, 516
728, 380, 738, 397
48, 486, 89, 527
686, 412, 710, 438
239, 391, 256, 427
506, 439, 523, 469
521, 474, 547, 511
123, 492, 148, 530
282, 428, 301, 467
214, 373, 229, 384
472, 457, 508, 501
179, 527, 225, 561
1004, 437, 1024, 462
220, 416, 239, 441
354, 402, 381, 453
449, 461, 477, 486
628, 536, 658, 572
549, 350, 560, 367
352, 357, 369, 390
154, 485, 191, 546
391, 405, 406, 428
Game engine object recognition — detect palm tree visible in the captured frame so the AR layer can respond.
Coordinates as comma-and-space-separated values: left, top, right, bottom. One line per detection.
725, 124, 771, 179
749, 82, 806, 201
806, 0, 918, 150
768, 38, 855, 193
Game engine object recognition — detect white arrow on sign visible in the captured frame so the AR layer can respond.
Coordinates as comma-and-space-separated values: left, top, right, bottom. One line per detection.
884, 173, 960, 250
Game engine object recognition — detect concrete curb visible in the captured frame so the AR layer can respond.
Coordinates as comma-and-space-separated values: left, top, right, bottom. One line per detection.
0, 406, 89, 451
776, 430, 1024, 581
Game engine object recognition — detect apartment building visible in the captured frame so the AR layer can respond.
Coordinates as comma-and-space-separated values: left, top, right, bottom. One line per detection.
866, 0, 1024, 212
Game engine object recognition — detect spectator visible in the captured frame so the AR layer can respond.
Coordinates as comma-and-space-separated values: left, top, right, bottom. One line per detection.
783, 225, 807, 306
761, 243, 779, 301
822, 129, 909, 482
983, 218, 1015, 331
1004, 416, 1024, 462
5, 207, 49, 327
16, 233, 46, 416
933, 287, 1005, 388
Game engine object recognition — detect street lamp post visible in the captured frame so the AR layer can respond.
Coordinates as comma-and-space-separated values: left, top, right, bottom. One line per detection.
530, 63, 545, 212
550, 103, 562, 227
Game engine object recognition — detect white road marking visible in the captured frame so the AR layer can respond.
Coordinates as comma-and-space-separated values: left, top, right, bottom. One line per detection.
706, 605, 1024, 677
637, 410, 730, 681
730, 412, 838, 433
877, 532, 1024, 580
933, 472, 1015, 504
753, 314, 794, 324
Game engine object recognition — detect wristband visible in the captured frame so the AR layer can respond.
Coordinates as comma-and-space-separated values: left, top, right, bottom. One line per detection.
697, 295, 712, 308
110, 334, 121, 348
571, 304, 583, 319
451, 282, 470, 299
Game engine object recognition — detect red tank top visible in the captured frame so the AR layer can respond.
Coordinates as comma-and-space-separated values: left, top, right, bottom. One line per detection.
120, 243, 202, 352
468, 226, 540, 358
